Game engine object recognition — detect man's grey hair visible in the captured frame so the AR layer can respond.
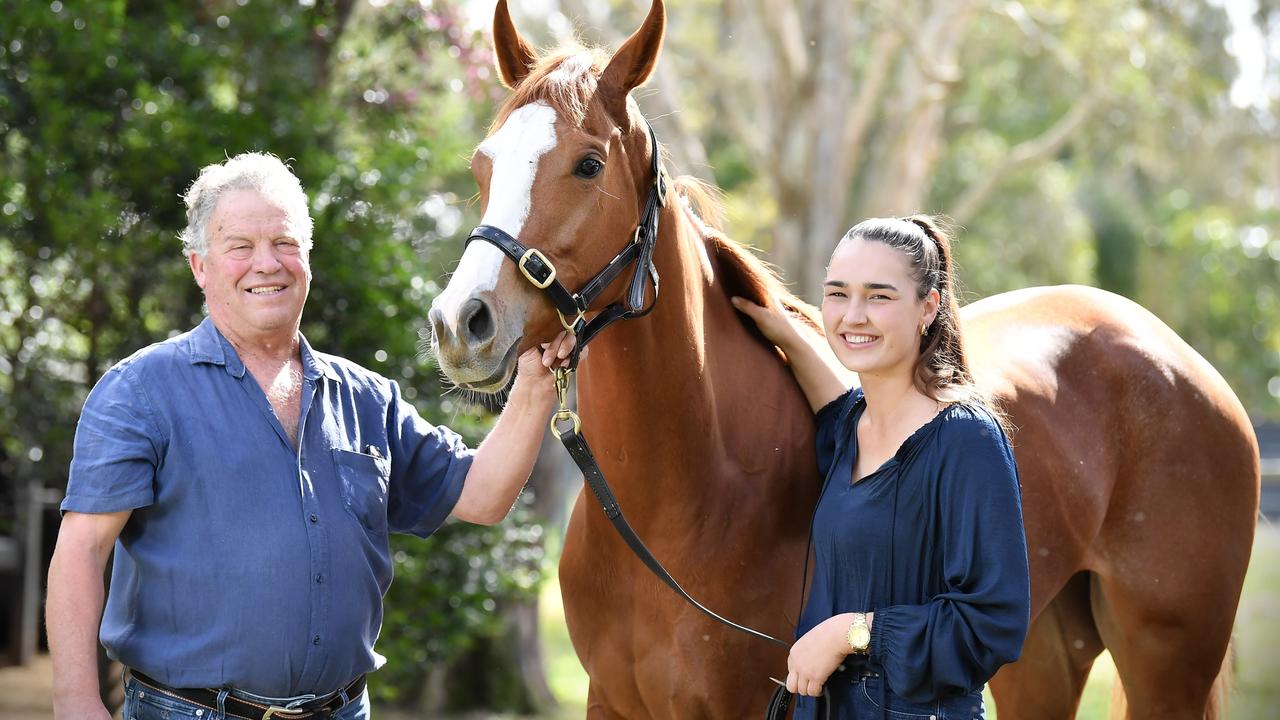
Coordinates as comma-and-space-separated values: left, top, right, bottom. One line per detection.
180, 152, 314, 257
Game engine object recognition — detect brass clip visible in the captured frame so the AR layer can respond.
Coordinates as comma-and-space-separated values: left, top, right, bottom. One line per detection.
557, 307, 585, 333
550, 368, 581, 435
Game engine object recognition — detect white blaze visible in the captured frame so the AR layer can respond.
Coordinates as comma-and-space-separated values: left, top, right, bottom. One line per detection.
433, 101, 559, 325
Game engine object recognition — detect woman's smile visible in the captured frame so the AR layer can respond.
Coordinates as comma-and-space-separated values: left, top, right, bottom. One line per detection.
839, 333, 880, 348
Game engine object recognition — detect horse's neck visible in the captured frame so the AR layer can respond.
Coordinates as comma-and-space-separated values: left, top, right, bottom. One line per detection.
579, 207, 714, 419
575, 205, 806, 513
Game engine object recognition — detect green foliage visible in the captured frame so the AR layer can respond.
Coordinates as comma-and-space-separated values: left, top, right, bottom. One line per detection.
927, 0, 1280, 417
1, 0, 547, 707
374, 496, 547, 707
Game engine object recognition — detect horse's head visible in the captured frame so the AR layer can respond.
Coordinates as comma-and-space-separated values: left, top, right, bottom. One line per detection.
428, 0, 666, 392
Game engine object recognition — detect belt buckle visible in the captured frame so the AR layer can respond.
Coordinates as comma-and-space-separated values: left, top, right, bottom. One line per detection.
262, 706, 306, 719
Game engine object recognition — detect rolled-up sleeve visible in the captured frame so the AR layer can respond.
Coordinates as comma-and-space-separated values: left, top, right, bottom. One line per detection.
384, 380, 474, 537
62, 365, 164, 515
868, 413, 1031, 701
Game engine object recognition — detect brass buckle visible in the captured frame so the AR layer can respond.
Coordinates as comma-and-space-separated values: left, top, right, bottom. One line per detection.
518, 248, 556, 289
262, 707, 305, 719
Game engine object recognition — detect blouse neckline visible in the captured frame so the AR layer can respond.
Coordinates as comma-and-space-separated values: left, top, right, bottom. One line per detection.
848, 395, 956, 486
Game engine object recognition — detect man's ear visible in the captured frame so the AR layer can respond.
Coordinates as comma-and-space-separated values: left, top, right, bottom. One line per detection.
189, 253, 207, 290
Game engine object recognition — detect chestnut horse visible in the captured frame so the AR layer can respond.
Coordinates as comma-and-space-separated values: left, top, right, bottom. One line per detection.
428, 2, 1260, 718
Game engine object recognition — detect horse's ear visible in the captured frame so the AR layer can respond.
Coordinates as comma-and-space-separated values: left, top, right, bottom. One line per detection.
598, 0, 665, 121
493, 0, 536, 89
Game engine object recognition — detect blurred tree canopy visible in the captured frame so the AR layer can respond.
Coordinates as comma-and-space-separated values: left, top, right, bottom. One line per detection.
1, 0, 1278, 713
545, 0, 1280, 420
1, 0, 545, 711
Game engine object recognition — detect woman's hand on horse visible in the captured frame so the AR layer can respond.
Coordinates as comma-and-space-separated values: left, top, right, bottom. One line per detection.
786, 614, 852, 697
540, 331, 581, 368
731, 296, 803, 351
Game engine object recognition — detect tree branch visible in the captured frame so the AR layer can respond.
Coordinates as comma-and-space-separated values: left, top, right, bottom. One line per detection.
989, 1, 1083, 81
839, 27, 903, 186
948, 90, 1102, 225
878, 0, 964, 85
750, 0, 808, 83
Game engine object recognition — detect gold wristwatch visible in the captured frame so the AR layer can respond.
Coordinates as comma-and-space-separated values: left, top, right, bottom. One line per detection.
847, 613, 871, 654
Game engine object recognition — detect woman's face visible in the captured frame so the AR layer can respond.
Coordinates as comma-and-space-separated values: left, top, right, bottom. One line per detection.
821, 239, 939, 379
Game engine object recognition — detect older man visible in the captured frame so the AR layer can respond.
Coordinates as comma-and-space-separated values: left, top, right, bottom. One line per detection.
46, 153, 571, 720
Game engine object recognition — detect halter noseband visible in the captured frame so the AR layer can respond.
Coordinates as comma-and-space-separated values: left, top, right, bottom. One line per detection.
463, 121, 668, 371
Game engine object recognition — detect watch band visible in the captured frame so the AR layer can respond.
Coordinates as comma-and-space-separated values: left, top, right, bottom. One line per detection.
847, 612, 871, 654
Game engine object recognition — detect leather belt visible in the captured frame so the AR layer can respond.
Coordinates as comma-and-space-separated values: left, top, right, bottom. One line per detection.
130, 669, 365, 720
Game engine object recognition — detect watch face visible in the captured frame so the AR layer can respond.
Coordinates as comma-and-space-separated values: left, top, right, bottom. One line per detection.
850, 625, 871, 650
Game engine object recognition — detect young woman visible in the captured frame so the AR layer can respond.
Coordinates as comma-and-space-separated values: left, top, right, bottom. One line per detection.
733, 216, 1030, 720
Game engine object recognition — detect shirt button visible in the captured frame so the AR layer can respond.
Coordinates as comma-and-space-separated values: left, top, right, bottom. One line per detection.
313, 635, 321, 646
315, 574, 323, 584
309, 513, 319, 524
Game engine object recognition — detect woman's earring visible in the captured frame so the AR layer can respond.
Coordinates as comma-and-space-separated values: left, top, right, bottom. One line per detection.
920, 323, 929, 336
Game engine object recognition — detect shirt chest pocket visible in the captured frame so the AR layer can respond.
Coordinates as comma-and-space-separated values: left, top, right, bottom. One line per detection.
332, 448, 391, 532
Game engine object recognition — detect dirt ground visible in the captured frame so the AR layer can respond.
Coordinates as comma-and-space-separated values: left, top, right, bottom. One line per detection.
0, 654, 54, 720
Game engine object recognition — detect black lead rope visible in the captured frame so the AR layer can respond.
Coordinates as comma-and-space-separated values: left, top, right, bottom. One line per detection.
466, 120, 829, 720
557, 419, 830, 720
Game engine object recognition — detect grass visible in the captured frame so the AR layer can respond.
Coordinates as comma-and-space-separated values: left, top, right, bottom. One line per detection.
531, 523, 1280, 719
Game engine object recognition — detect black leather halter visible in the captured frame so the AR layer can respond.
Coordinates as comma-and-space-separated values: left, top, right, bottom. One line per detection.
464, 121, 667, 370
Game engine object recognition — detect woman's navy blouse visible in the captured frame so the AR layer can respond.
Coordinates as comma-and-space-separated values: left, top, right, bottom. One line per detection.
795, 386, 1030, 714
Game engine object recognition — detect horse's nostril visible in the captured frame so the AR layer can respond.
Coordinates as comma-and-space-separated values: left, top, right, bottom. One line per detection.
461, 297, 495, 345
428, 307, 450, 346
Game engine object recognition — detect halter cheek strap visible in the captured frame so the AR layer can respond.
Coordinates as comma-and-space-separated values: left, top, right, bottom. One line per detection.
463, 121, 668, 367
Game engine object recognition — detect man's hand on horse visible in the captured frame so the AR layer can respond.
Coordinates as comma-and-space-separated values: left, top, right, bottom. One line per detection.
538, 330, 581, 369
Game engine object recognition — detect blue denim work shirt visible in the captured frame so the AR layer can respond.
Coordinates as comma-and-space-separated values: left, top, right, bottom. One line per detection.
62, 317, 473, 697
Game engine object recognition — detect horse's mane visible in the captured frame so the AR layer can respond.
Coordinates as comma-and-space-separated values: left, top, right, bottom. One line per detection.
490, 45, 609, 133
674, 176, 821, 334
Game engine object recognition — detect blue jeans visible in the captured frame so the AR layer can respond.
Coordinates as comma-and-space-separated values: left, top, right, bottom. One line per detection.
794, 673, 985, 720
122, 676, 371, 720
854, 675, 984, 720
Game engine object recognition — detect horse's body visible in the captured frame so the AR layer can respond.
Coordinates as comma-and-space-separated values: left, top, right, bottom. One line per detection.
429, 3, 1260, 718
965, 287, 1258, 718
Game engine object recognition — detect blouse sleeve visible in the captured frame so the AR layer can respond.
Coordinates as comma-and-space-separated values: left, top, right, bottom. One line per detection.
814, 386, 859, 478
868, 409, 1031, 701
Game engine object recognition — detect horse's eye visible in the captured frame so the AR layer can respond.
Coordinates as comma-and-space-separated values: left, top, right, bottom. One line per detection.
574, 157, 604, 179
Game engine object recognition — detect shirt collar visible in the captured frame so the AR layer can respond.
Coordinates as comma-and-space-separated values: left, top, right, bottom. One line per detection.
188, 317, 341, 384
188, 317, 245, 378
298, 332, 342, 383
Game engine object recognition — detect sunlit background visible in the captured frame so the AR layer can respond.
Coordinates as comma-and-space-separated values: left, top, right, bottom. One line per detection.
1, 0, 1277, 718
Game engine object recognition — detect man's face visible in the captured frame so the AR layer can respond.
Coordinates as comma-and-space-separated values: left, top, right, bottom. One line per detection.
189, 189, 311, 345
